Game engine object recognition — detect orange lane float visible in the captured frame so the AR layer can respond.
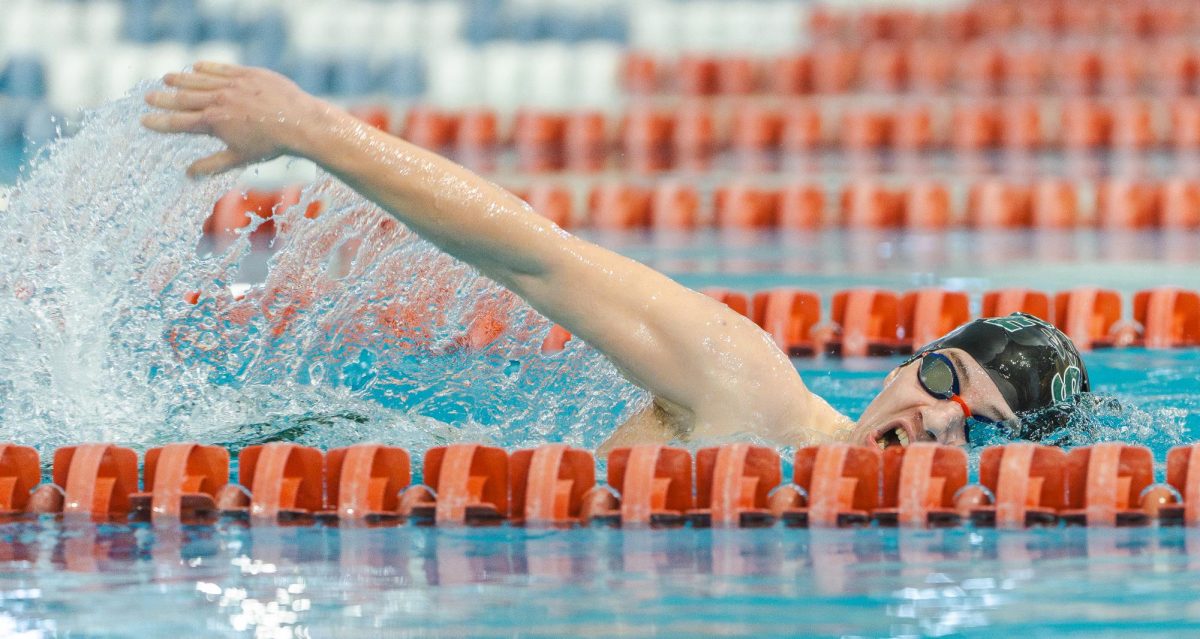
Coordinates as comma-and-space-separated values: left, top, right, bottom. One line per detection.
406, 444, 509, 526
130, 443, 228, 523
875, 443, 968, 528
589, 183, 651, 230
751, 288, 821, 356
596, 445, 693, 527
898, 289, 970, 354
777, 184, 825, 230
1133, 287, 1200, 348
1053, 287, 1125, 350
969, 443, 1066, 528
218, 442, 324, 524
779, 445, 880, 528
826, 288, 901, 357
509, 444, 595, 527
322, 444, 410, 524
688, 444, 781, 528
902, 182, 951, 229
48, 444, 139, 522
650, 182, 701, 231
1060, 443, 1155, 527
841, 181, 901, 228
982, 288, 1052, 322
0, 444, 39, 518
1165, 444, 1200, 526
714, 184, 777, 229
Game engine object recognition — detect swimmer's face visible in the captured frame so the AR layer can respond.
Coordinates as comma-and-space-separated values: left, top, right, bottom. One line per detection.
851, 348, 1018, 450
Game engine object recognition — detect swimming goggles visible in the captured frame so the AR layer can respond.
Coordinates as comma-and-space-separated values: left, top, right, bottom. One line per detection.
915, 351, 997, 443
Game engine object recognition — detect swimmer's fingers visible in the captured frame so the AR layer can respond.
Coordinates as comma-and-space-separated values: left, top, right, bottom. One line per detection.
163, 72, 231, 91
187, 149, 244, 178
192, 61, 241, 77
141, 111, 208, 135
145, 89, 215, 112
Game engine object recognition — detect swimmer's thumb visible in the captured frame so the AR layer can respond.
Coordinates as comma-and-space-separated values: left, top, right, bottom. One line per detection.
187, 149, 243, 178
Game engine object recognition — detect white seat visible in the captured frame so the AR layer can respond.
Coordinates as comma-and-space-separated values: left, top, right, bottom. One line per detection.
572, 42, 622, 109
526, 42, 573, 109
480, 42, 527, 112
45, 47, 102, 113
425, 45, 481, 107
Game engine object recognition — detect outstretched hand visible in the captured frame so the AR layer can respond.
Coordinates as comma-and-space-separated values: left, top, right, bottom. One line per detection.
142, 62, 334, 178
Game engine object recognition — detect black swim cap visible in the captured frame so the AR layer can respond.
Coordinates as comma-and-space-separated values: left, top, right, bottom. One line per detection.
904, 312, 1090, 441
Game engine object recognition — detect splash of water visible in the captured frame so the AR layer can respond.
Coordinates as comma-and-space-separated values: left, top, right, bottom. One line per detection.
0, 86, 647, 458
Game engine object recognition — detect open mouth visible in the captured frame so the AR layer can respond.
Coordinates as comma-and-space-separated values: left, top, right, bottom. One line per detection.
869, 423, 912, 450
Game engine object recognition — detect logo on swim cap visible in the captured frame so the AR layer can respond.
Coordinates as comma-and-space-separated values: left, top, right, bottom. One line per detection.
1050, 365, 1083, 403
981, 315, 1044, 332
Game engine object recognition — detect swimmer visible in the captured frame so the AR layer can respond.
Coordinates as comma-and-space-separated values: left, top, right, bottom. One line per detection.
142, 62, 1089, 452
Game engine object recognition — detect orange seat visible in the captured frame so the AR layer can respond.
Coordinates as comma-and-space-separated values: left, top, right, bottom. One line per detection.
956, 43, 1004, 94
998, 99, 1044, 150
906, 41, 954, 93
1096, 180, 1159, 229
875, 444, 967, 527
540, 324, 573, 353
603, 445, 693, 527
703, 288, 750, 317
403, 105, 458, 151
456, 108, 499, 152
0, 444, 39, 516
828, 288, 901, 357
730, 103, 782, 153
589, 184, 651, 230
860, 41, 907, 92
1152, 42, 1196, 95
131, 443, 228, 523
899, 289, 970, 353
967, 180, 1030, 228
781, 445, 880, 528
677, 55, 720, 95
323, 444, 410, 523
1061, 443, 1154, 527
839, 107, 891, 150
950, 101, 1000, 150
524, 184, 574, 229
1160, 179, 1200, 229
780, 103, 823, 153
689, 444, 781, 528
1060, 100, 1111, 149
649, 182, 700, 231
1054, 287, 1124, 350
777, 184, 824, 230
841, 181, 901, 228
902, 181, 952, 229
751, 288, 821, 356
513, 110, 566, 172
982, 288, 1052, 321
970, 443, 1065, 528
892, 103, 935, 152
509, 444, 595, 527
621, 51, 661, 94
1132, 287, 1200, 348
563, 111, 608, 172
53, 444, 139, 522
1030, 179, 1079, 228
1170, 98, 1200, 148
418, 444, 509, 525
768, 53, 812, 95
672, 101, 717, 170
810, 43, 860, 94
714, 184, 777, 229
1003, 47, 1049, 95
229, 443, 324, 523
1110, 99, 1157, 149
621, 106, 674, 173
716, 56, 759, 95
1054, 46, 1102, 95
206, 189, 280, 243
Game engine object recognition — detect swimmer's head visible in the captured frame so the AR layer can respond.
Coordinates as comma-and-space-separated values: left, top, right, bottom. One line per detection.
851, 313, 1089, 449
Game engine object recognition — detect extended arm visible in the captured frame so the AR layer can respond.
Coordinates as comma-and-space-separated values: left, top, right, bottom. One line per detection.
143, 63, 852, 443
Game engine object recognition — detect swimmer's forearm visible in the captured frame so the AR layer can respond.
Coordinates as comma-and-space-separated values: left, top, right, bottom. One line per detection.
298, 109, 560, 289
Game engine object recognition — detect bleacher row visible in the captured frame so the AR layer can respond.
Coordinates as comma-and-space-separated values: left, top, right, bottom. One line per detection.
3, 439, 1199, 529
209, 177, 1200, 236
624, 44, 1200, 97
807, 0, 1200, 42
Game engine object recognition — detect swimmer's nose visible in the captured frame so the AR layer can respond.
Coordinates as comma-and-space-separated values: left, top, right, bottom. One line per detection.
918, 401, 969, 445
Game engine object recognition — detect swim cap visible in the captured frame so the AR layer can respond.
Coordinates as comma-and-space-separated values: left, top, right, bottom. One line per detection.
904, 312, 1090, 440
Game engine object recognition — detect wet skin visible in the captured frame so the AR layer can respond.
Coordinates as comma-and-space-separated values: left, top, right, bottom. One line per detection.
851, 347, 1019, 449
143, 62, 1008, 453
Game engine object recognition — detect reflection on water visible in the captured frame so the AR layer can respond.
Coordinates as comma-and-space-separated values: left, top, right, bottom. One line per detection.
4, 523, 1200, 637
